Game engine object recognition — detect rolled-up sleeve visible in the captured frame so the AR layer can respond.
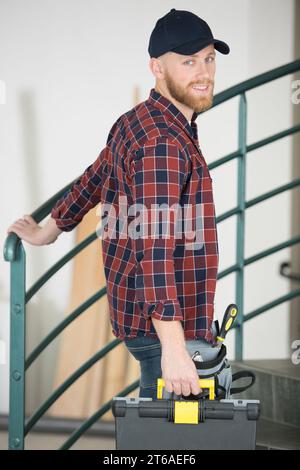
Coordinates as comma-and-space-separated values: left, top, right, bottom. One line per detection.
130, 138, 187, 322
51, 149, 106, 232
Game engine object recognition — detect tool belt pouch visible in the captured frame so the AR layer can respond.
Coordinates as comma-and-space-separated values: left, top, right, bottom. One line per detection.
190, 344, 256, 400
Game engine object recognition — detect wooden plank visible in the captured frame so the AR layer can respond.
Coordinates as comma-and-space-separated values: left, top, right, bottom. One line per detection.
50, 205, 107, 418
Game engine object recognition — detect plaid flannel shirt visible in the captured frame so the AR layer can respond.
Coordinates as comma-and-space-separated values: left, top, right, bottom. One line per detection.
51, 88, 219, 343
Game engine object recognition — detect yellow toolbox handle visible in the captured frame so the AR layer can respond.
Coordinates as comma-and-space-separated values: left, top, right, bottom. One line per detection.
157, 378, 215, 400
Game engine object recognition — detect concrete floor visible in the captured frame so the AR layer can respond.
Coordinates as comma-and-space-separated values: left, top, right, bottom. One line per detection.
0, 431, 116, 450
2, 418, 299, 450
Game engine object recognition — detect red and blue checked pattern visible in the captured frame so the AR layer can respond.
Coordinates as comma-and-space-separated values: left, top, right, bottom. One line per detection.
51, 88, 219, 343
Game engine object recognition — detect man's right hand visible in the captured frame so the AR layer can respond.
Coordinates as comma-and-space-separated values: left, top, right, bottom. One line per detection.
161, 345, 202, 397
7, 215, 62, 246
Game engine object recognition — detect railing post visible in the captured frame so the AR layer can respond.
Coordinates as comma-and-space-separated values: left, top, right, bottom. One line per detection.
235, 92, 247, 361
8, 240, 26, 450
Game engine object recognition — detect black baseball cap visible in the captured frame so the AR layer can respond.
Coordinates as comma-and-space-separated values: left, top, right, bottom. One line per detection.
148, 8, 230, 58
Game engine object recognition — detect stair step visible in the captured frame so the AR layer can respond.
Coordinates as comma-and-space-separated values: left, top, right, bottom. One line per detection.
256, 418, 300, 450
231, 359, 300, 428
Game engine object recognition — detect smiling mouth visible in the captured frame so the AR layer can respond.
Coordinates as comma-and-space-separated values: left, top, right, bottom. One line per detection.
191, 85, 210, 94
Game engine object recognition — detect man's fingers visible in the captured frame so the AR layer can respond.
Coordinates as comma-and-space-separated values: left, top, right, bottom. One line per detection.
173, 386, 182, 396
23, 215, 34, 224
10, 219, 26, 227
7, 227, 21, 236
181, 381, 192, 396
164, 377, 202, 396
173, 381, 188, 396
12, 221, 27, 228
7, 221, 27, 234
165, 380, 181, 395
164, 379, 174, 394
191, 379, 202, 395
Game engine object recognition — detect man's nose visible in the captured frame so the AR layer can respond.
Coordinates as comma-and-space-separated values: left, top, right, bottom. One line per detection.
194, 62, 211, 81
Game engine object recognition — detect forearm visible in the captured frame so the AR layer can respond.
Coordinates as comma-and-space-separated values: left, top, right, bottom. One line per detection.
42, 216, 63, 244
152, 317, 201, 396
50, 149, 105, 232
151, 318, 186, 351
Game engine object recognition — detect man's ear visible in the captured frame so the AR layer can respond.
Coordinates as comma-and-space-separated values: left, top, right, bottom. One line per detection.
149, 57, 165, 80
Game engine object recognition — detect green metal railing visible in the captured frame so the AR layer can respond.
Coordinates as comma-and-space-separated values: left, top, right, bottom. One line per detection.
3, 58, 300, 450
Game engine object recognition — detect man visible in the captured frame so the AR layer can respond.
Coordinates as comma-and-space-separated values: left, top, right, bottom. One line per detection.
7, 9, 230, 400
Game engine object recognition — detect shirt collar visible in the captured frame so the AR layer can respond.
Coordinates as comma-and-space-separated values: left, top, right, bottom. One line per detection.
148, 88, 199, 142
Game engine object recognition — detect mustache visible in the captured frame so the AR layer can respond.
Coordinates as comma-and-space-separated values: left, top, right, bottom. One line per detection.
190, 81, 213, 87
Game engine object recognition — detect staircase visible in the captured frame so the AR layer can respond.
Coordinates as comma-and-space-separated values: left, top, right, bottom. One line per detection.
231, 359, 300, 449
4, 59, 300, 450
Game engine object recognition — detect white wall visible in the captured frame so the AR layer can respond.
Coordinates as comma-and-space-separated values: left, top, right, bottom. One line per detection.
0, 0, 296, 414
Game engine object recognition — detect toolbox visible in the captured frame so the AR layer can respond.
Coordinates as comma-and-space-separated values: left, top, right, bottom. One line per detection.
112, 378, 260, 450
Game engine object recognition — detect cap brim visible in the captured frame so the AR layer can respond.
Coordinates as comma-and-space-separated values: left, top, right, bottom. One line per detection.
213, 39, 230, 55
171, 37, 230, 55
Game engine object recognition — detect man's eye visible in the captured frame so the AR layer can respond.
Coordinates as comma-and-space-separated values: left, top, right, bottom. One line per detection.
184, 57, 215, 65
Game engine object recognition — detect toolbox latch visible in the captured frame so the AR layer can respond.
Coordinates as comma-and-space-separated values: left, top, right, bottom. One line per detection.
174, 401, 199, 424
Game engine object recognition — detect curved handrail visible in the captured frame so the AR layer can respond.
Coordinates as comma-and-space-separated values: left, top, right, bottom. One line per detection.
25, 286, 107, 370
24, 338, 122, 434
217, 236, 300, 280
59, 380, 139, 450
280, 261, 300, 282
242, 288, 300, 323
25, 231, 98, 303
4, 181, 75, 262
212, 58, 300, 107
209, 124, 300, 171
216, 179, 300, 224
3, 57, 300, 450
4, 58, 300, 264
